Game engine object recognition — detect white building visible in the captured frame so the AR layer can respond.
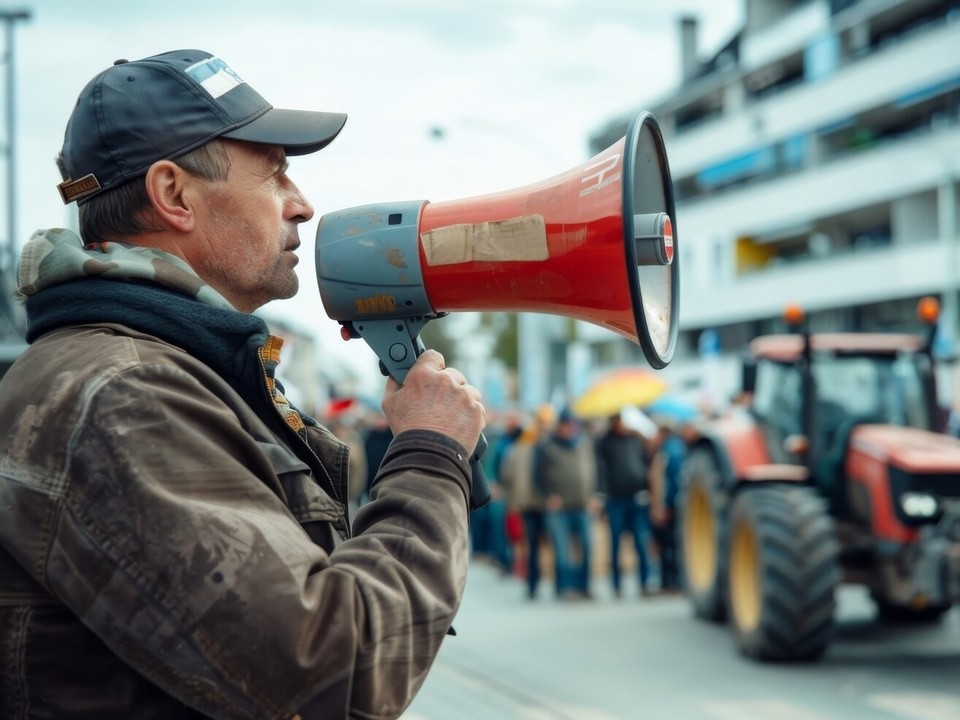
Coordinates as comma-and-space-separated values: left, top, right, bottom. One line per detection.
561, 0, 960, 413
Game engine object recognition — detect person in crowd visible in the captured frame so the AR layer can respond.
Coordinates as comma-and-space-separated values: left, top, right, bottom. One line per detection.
500, 405, 555, 599
0, 49, 486, 719
649, 417, 700, 594
477, 412, 523, 574
533, 407, 599, 600
362, 410, 394, 502
595, 411, 656, 597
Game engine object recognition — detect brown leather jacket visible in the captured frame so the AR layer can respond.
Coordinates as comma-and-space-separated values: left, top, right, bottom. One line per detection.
0, 232, 471, 719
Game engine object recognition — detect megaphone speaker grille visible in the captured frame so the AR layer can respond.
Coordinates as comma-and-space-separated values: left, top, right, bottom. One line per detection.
623, 112, 679, 369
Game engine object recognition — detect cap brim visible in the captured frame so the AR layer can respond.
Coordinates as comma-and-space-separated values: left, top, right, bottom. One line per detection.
223, 108, 347, 155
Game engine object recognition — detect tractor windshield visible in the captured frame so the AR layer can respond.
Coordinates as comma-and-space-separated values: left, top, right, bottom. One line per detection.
811, 352, 931, 431
752, 350, 933, 465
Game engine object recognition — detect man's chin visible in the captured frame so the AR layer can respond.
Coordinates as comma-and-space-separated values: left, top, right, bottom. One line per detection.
280, 281, 299, 301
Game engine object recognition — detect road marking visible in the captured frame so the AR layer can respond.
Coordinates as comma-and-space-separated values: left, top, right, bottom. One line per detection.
704, 698, 830, 720
867, 692, 960, 720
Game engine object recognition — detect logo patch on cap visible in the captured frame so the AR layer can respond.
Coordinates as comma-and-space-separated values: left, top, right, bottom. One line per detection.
185, 57, 244, 99
57, 173, 102, 204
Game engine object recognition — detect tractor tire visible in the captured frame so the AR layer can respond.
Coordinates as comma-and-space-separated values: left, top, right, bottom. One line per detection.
727, 485, 840, 662
678, 447, 728, 622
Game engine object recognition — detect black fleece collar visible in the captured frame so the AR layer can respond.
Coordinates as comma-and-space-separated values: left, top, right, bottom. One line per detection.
25, 278, 269, 389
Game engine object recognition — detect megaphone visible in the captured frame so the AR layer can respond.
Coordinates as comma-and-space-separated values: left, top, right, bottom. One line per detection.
315, 110, 678, 383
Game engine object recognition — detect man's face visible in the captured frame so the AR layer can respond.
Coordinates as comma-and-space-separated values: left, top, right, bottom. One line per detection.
558, 420, 578, 439
188, 140, 314, 312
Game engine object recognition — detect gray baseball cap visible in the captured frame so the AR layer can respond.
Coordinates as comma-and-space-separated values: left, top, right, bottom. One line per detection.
58, 49, 347, 204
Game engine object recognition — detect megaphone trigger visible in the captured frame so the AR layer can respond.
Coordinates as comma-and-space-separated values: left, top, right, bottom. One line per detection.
348, 316, 431, 385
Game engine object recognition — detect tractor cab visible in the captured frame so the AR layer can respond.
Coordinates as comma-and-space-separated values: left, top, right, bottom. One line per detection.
742, 301, 941, 514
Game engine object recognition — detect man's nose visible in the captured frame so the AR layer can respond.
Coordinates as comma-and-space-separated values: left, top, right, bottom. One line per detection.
289, 186, 314, 223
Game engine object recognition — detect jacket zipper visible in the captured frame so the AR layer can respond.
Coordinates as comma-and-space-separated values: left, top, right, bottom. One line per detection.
255, 354, 345, 508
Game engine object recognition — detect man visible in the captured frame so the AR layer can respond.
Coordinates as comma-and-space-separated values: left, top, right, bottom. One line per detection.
650, 418, 699, 593
0, 50, 486, 719
469, 412, 521, 575
362, 410, 395, 504
595, 412, 655, 597
533, 408, 598, 600
499, 405, 555, 598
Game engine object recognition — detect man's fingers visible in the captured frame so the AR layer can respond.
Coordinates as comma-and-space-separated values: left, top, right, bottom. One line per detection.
379, 348, 486, 451
445, 367, 468, 387
415, 349, 445, 370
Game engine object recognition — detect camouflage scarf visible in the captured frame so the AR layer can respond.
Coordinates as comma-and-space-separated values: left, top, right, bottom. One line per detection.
17, 227, 233, 311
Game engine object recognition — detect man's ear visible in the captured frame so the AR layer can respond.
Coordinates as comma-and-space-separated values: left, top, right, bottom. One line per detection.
144, 160, 195, 233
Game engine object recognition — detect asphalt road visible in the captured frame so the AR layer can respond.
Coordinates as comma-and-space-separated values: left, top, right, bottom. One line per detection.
403, 561, 960, 720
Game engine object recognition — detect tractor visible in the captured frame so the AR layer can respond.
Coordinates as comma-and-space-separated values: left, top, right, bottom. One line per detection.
678, 299, 960, 661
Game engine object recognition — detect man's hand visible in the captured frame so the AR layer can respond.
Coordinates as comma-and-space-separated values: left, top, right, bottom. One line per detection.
381, 350, 486, 453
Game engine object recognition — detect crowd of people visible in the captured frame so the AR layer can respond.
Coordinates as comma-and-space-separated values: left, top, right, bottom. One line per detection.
321, 398, 700, 604
462, 403, 699, 601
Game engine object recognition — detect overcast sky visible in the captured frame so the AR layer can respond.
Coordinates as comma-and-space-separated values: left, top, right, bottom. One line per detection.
4, 0, 742, 381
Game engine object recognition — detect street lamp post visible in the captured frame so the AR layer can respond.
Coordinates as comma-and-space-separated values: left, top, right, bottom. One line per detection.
1, 8, 31, 339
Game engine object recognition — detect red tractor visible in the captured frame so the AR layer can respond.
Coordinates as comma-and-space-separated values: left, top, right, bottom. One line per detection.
679, 299, 960, 661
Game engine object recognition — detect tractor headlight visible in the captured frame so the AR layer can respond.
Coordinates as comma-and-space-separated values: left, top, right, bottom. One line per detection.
900, 492, 939, 519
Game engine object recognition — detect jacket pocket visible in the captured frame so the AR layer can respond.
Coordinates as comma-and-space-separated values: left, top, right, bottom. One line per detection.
256, 441, 344, 526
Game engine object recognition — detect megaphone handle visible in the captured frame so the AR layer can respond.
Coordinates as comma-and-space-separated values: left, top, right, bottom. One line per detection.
468, 432, 492, 511
354, 318, 490, 509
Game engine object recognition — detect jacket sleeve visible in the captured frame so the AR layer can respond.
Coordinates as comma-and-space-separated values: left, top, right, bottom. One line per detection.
44, 363, 471, 720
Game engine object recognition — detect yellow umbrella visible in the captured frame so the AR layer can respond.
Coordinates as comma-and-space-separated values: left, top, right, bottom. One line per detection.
573, 367, 669, 419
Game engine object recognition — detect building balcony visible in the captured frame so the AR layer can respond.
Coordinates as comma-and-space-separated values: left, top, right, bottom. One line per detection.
678, 124, 960, 329
666, 10, 960, 179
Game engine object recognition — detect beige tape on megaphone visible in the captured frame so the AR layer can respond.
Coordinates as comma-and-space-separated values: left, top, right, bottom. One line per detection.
420, 214, 549, 266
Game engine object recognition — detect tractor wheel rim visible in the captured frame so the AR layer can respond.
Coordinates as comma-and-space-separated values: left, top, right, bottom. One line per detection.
684, 485, 716, 591
730, 519, 761, 632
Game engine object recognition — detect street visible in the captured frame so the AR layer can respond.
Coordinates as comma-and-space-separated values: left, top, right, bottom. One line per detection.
404, 562, 960, 720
